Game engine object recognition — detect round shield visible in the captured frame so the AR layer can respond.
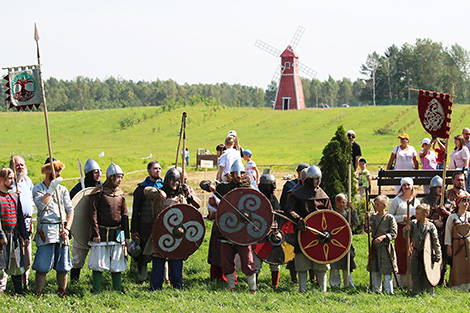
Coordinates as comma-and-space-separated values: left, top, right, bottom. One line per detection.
216, 188, 273, 246
71, 187, 94, 248
253, 219, 295, 265
298, 210, 352, 264
424, 232, 442, 286
153, 203, 205, 259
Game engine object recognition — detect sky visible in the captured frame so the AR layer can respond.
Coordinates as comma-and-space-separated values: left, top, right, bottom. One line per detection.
2, 0, 469, 89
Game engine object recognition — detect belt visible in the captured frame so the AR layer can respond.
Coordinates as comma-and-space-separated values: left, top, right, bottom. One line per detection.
99, 225, 119, 246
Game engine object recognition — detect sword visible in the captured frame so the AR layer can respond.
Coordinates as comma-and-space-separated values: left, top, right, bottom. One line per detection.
78, 158, 85, 190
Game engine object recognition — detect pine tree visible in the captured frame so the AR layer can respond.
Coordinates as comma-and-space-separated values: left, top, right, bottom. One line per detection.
318, 125, 357, 202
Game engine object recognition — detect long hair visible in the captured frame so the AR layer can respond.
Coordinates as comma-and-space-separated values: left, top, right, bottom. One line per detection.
0, 167, 13, 180
454, 135, 465, 151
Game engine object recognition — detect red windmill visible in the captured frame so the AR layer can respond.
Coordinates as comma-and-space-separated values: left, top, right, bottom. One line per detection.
255, 26, 316, 110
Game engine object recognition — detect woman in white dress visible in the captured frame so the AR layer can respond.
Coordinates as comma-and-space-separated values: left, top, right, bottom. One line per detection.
449, 135, 469, 170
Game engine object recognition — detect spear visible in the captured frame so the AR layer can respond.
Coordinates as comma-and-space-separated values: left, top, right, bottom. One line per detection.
406, 200, 411, 294
35, 23, 68, 246
346, 137, 352, 287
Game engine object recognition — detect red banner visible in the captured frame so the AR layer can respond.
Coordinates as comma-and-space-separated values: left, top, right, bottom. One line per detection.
418, 90, 453, 139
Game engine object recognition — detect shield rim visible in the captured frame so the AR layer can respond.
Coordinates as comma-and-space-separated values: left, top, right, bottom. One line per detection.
253, 220, 296, 265
423, 232, 442, 286
216, 187, 273, 246
153, 203, 206, 259
298, 210, 352, 264
70, 187, 95, 247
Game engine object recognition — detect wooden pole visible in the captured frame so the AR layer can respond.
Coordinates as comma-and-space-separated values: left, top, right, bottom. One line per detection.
406, 200, 411, 294
175, 113, 184, 168
440, 86, 454, 207
35, 24, 67, 245
346, 139, 352, 287
181, 112, 187, 177
366, 188, 372, 290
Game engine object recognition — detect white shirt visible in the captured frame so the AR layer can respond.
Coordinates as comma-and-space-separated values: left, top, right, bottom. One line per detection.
393, 145, 417, 170
218, 148, 241, 182
388, 196, 420, 224
449, 146, 470, 169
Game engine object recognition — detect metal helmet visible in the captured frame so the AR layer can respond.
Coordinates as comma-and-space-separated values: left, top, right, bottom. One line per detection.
106, 162, 124, 178
84, 158, 101, 175
259, 173, 276, 185
430, 175, 443, 188
305, 165, 322, 184
127, 240, 142, 258
164, 168, 181, 185
230, 159, 245, 176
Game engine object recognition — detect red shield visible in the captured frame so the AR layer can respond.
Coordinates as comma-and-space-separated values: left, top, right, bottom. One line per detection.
216, 188, 273, 246
418, 90, 453, 139
298, 210, 352, 264
253, 219, 295, 265
153, 203, 205, 259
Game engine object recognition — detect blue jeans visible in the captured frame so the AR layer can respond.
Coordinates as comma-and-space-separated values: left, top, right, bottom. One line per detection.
150, 257, 183, 290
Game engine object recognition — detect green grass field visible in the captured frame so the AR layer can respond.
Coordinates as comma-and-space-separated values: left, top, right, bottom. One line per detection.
1, 222, 469, 312
2, 104, 470, 311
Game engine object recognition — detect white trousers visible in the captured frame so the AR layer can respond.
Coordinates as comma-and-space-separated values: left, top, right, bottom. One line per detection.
329, 269, 354, 287
371, 272, 394, 294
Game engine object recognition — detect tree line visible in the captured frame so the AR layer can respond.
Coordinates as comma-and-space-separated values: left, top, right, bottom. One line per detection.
2, 38, 469, 112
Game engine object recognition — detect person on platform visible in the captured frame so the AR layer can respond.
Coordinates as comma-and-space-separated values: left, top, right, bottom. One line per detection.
69, 158, 102, 199
365, 195, 397, 295
32, 158, 73, 296
8, 156, 34, 290
445, 193, 470, 290
357, 158, 371, 196
388, 177, 420, 288
284, 165, 333, 293
202, 160, 257, 294
422, 175, 452, 285
217, 136, 241, 182
404, 204, 441, 295
346, 130, 362, 172
253, 173, 282, 288
386, 133, 419, 193
329, 193, 358, 288
70, 158, 102, 283
0, 167, 30, 295
449, 135, 469, 170
88, 163, 129, 293
131, 161, 163, 284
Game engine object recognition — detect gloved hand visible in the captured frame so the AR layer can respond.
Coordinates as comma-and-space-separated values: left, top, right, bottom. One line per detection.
47, 177, 64, 194
298, 218, 306, 231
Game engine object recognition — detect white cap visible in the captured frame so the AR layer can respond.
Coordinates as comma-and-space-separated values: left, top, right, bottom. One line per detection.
228, 130, 237, 137
421, 138, 431, 145
400, 177, 414, 187
346, 130, 355, 136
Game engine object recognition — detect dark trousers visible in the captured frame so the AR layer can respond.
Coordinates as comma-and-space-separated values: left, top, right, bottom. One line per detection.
150, 257, 183, 291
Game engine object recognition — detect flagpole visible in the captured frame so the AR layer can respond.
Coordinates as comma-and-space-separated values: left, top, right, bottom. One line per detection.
439, 86, 454, 208
346, 139, 352, 287
34, 23, 67, 245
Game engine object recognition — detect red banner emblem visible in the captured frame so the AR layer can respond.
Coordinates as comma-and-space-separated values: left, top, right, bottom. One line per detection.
418, 90, 453, 139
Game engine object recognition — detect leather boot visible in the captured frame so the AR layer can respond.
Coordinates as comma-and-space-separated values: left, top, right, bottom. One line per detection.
289, 268, 297, 283
271, 271, 280, 288
12, 275, 24, 295
57, 272, 68, 297
35, 272, 47, 296
70, 268, 81, 283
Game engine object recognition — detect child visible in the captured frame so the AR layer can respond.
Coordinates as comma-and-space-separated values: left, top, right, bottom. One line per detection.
243, 149, 259, 187
357, 158, 371, 196
432, 138, 446, 170
404, 203, 441, 295
329, 193, 358, 287
365, 195, 397, 294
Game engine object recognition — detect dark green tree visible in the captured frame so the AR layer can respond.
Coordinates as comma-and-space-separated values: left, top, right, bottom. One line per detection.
318, 125, 357, 202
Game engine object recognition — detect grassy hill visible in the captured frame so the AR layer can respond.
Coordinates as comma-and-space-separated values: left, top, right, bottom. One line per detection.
2, 104, 469, 190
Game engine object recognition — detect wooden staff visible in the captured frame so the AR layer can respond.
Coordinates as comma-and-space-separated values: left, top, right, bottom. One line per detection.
365, 188, 372, 290
406, 200, 411, 294
346, 138, 352, 287
439, 86, 454, 208
35, 24, 68, 245
181, 112, 187, 177
174, 112, 185, 168
10, 156, 19, 196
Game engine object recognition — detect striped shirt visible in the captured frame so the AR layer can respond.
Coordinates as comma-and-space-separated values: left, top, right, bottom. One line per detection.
0, 191, 17, 231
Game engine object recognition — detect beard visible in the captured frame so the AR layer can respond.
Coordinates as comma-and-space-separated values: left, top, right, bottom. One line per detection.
17, 168, 28, 181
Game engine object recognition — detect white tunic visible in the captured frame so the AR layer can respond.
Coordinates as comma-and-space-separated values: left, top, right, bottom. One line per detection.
388, 196, 420, 224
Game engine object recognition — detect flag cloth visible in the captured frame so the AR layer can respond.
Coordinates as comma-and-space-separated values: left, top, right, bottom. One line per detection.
418, 90, 453, 139
3, 66, 42, 110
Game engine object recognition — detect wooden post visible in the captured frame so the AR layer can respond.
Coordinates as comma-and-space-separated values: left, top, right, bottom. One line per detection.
346, 139, 352, 287
406, 200, 411, 294
440, 86, 454, 207
366, 188, 372, 290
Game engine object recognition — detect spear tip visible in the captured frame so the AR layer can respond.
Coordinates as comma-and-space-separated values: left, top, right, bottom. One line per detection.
34, 23, 40, 42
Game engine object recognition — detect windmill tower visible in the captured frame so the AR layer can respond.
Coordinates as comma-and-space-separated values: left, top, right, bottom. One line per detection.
255, 26, 316, 110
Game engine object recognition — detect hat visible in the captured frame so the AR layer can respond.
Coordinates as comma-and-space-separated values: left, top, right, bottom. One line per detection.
41, 158, 65, 174
243, 149, 252, 157
421, 138, 431, 145
346, 130, 356, 136
296, 162, 310, 173
228, 130, 237, 137
456, 193, 470, 206
359, 158, 367, 164
400, 177, 414, 186
398, 133, 410, 140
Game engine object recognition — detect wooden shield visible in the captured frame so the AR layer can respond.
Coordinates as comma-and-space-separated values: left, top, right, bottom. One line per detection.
253, 219, 295, 265
216, 188, 273, 246
424, 232, 442, 286
298, 210, 352, 264
71, 187, 94, 247
153, 203, 205, 260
